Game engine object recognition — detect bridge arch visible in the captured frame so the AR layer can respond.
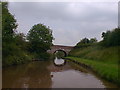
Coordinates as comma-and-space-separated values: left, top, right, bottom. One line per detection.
54, 49, 67, 57
47, 45, 74, 56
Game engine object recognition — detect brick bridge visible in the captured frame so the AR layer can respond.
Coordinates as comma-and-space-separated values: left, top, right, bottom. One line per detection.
47, 45, 74, 56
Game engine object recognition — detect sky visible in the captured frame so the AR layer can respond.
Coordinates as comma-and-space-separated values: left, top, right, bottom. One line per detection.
7, 0, 118, 46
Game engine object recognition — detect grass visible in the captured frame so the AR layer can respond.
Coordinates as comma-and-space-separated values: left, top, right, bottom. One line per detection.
66, 56, 119, 85
68, 46, 119, 85
69, 46, 119, 64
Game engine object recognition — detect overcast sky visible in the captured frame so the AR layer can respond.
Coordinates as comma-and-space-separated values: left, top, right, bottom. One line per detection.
8, 1, 118, 46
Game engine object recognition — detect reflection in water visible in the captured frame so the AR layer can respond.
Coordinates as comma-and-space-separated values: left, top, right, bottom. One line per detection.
3, 62, 52, 88
2, 58, 118, 88
53, 57, 66, 66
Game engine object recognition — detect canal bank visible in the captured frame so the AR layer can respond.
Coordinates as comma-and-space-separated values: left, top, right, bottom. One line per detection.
65, 57, 119, 87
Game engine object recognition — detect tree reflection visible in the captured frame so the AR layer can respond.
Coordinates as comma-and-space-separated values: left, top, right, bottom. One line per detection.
2, 61, 52, 88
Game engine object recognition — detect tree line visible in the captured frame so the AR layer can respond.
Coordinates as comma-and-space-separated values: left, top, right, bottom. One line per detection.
2, 2, 54, 67
75, 28, 120, 48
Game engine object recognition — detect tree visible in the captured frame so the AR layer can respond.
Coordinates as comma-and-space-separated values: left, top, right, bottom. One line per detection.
80, 38, 90, 44
89, 38, 97, 43
14, 33, 27, 50
101, 28, 120, 47
2, 2, 31, 67
27, 24, 53, 53
2, 2, 17, 42
75, 38, 91, 48
2, 2, 18, 58
102, 31, 111, 40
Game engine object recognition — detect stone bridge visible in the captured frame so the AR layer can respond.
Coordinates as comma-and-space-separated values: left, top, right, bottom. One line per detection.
47, 45, 74, 56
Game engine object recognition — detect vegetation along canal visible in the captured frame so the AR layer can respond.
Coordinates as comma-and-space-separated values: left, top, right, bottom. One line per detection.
2, 57, 118, 88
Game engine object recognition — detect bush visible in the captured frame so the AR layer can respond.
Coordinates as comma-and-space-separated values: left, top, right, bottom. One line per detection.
33, 52, 50, 60
101, 28, 120, 47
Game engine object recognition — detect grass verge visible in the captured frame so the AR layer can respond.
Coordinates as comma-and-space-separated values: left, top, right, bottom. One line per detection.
66, 56, 119, 85
69, 46, 119, 64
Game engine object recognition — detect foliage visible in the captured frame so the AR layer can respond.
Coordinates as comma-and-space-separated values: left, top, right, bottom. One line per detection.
79, 38, 90, 44
2, 32, 32, 67
2, 2, 32, 67
27, 24, 53, 53
89, 38, 97, 43
2, 2, 54, 66
101, 28, 120, 47
27, 24, 53, 60
55, 51, 65, 58
14, 33, 27, 50
75, 38, 97, 48
2, 2, 17, 61
2, 2, 17, 42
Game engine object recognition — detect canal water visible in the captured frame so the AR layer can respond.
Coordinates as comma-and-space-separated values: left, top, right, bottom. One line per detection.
2, 57, 118, 88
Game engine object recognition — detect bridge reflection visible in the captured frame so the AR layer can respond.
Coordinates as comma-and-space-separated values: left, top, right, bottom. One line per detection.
53, 57, 66, 66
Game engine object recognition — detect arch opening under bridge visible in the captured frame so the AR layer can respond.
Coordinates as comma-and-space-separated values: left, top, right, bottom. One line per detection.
54, 49, 67, 57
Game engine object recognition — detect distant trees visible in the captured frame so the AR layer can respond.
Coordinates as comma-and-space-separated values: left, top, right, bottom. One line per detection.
75, 37, 97, 48
27, 24, 54, 59
75, 28, 120, 49
89, 38, 97, 44
101, 28, 120, 47
80, 38, 89, 44
55, 51, 66, 58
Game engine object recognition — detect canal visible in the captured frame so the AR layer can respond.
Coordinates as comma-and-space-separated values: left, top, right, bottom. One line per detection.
2, 57, 118, 88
